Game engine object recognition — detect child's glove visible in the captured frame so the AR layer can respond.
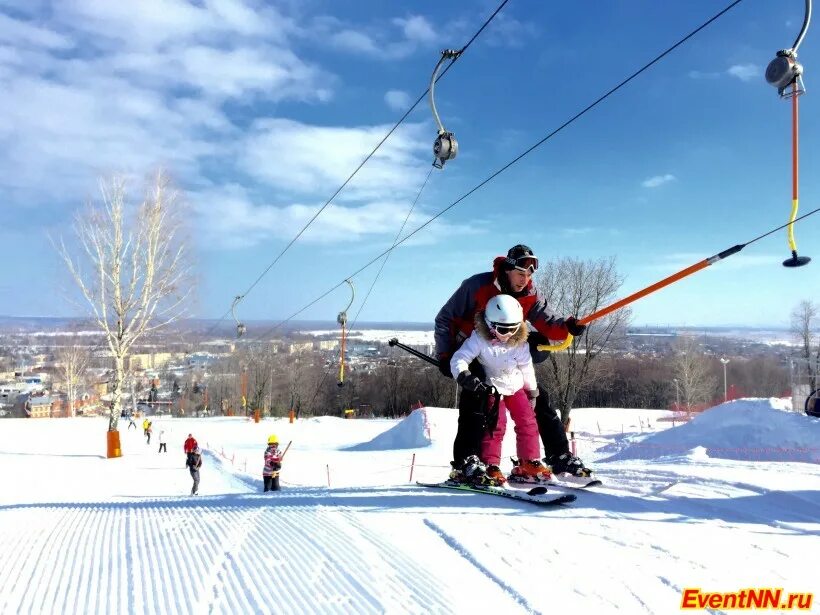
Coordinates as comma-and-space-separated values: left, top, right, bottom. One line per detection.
457, 371, 488, 394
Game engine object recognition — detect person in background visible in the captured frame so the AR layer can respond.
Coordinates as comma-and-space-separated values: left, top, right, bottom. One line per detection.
263, 435, 283, 492
186, 446, 202, 495
158, 428, 167, 453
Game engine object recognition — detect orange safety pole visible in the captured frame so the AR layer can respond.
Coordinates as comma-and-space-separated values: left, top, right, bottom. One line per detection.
338, 324, 347, 384
786, 82, 800, 254
579, 260, 709, 326
578, 243, 743, 326
793, 84, 799, 204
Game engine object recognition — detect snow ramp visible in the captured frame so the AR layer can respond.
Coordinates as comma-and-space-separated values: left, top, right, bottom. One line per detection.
602, 397, 820, 463
344, 407, 456, 451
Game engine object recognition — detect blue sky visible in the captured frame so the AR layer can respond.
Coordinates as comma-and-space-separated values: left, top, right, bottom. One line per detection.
1, 0, 819, 328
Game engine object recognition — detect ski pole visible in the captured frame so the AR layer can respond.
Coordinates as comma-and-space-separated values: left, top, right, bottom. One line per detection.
280, 440, 293, 461
388, 338, 440, 366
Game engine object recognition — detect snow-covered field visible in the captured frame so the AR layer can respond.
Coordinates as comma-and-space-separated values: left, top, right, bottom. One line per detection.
0, 399, 818, 614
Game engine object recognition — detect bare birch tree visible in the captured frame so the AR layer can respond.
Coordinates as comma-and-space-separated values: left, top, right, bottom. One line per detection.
55, 344, 90, 417
791, 300, 820, 391
57, 172, 190, 432
535, 257, 631, 423
672, 336, 717, 409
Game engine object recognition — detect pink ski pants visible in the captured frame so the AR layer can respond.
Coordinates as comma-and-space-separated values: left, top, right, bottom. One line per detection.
480, 388, 540, 465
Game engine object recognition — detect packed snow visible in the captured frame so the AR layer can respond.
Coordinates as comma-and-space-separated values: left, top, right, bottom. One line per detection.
0, 398, 818, 614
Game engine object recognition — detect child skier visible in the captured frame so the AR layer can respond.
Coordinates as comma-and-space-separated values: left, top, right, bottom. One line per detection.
186, 446, 202, 495
263, 435, 283, 492
450, 294, 551, 485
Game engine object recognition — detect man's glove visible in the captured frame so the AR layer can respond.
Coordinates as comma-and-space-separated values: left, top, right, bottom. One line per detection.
528, 331, 551, 364
438, 354, 453, 379
565, 316, 587, 336
525, 389, 538, 411
457, 371, 488, 394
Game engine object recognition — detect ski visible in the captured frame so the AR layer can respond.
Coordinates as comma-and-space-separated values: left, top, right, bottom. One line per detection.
508, 475, 602, 489
416, 481, 576, 506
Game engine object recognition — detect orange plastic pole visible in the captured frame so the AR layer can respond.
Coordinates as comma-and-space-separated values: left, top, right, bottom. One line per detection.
579, 259, 710, 325
793, 88, 799, 204
339, 325, 347, 383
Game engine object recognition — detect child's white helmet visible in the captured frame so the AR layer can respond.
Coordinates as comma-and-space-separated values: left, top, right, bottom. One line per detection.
484, 294, 523, 334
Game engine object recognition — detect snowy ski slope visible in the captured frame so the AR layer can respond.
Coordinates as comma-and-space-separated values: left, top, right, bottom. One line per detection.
0, 399, 818, 614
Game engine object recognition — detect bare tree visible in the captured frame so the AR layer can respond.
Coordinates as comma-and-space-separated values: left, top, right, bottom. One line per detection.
57, 172, 190, 434
535, 257, 631, 423
791, 300, 820, 391
55, 344, 90, 417
672, 336, 717, 409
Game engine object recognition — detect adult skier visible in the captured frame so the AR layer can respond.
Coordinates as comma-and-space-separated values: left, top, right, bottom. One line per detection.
435, 244, 593, 485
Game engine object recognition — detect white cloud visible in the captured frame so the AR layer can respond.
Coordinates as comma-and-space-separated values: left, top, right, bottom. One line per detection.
642, 174, 676, 189
192, 184, 467, 249
690, 64, 760, 82
642, 174, 676, 188
0, 2, 455, 254
0, 13, 72, 49
384, 89, 412, 111
393, 15, 436, 44
238, 119, 430, 201
727, 63, 759, 82
0, 1, 336, 212
329, 29, 380, 55
307, 13, 437, 60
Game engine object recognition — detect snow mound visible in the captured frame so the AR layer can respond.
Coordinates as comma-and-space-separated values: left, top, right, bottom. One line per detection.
602, 398, 820, 463
345, 408, 433, 450
344, 407, 456, 451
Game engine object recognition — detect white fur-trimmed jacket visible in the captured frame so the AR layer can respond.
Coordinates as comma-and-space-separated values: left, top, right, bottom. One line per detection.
450, 313, 536, 396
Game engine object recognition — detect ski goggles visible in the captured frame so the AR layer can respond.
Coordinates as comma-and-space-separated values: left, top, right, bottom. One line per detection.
489, 322, 520, 340
506, 255, 539, 274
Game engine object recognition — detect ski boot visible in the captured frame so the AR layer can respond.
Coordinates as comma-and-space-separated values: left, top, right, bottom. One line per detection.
486, 464, 507, 486
508, 457, 552, 484
546, 453, 593, 478
448, 455, 499, 486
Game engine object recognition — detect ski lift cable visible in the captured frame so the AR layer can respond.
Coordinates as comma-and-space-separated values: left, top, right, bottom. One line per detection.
205, 0, 511, 336
291, 166, 436, 410
250, 0, 745, 342
533, 204, 820, 351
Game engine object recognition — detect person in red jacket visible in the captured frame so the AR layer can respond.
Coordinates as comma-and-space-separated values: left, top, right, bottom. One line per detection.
184, 434, 198, 454
435, 244, 592, 485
